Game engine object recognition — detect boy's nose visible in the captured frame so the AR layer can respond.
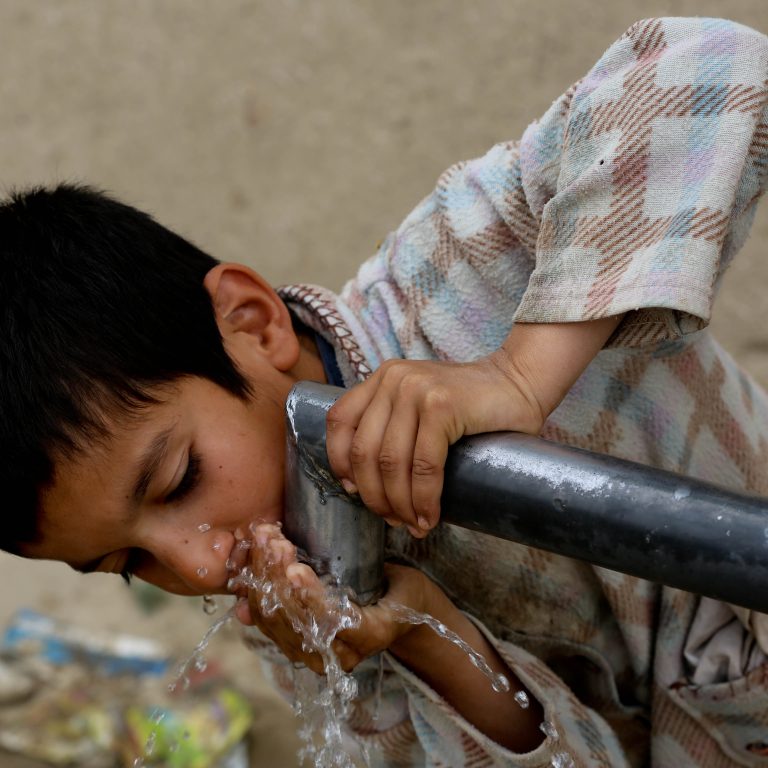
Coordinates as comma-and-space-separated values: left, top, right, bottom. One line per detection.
148, 527, 237, 593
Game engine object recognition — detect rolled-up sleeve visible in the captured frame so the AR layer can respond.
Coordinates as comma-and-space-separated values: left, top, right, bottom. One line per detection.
514, 17, 768, 348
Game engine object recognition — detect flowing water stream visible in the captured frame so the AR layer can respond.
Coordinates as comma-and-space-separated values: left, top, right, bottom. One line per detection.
132, 532, 572, 768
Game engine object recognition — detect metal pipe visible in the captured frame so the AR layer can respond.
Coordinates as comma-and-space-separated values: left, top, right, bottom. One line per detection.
284, 382, 768, 612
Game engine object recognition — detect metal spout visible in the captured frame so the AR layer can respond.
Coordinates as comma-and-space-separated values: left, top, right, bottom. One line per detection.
283, 382, 386, 606
284, 381, 768, 613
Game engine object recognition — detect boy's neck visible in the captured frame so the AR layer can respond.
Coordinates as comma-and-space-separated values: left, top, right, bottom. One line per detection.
294, 328, 328, 384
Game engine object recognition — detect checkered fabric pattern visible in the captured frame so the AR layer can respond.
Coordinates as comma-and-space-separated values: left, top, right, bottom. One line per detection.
273, 17, 768, 767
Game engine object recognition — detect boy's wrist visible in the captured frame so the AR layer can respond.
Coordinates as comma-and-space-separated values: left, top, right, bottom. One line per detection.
483, 347, 548, 435
492, 315, 625, 429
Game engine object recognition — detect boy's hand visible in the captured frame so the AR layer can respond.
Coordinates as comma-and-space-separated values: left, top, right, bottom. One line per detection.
236, 524, 545, 751
325, 351, 545, 537
325, 316, 624, 537
234, 523, 431, 674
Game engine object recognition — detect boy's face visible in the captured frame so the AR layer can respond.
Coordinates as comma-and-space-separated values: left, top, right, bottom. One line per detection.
20, 264, 326, 595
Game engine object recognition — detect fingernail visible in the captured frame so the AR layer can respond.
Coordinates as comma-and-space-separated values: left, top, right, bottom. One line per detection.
340, 478, 358, 495
417, 515, 430, 530
287, 567, 304, 588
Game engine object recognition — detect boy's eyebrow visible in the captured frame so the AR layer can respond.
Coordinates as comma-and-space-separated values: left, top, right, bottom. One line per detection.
130, 423, 177, 503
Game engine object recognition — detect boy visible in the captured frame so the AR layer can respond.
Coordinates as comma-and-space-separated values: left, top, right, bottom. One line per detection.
3, 16, 768, 767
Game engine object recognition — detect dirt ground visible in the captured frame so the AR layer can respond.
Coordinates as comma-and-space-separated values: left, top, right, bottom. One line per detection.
0, 2, 767, 766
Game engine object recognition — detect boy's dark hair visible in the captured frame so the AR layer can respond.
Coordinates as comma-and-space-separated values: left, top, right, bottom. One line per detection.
0, 183, 250, 551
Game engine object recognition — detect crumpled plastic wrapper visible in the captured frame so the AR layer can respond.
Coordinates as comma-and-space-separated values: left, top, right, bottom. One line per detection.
0, 609, 252, 767
121, 687, 252, 768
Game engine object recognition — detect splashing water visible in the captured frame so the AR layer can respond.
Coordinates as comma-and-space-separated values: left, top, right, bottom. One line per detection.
514, 690, 530, 709
382, 601, 511, 694
540, 719, 559, 740
228, 562, 362, 768
223, 533, 535, 767
538, 720, 577, 768
167, 609, 235, 694
154, 527, 548, 768
131, 609, 236, 766
202, 595, 218, 615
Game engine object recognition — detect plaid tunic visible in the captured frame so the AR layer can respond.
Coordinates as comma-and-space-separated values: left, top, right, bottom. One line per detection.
273, 17, 768, 767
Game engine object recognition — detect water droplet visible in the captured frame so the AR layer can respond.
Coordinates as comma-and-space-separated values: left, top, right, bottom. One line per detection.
238, 539, 253, 550
150, 708, 165, 725
197, 523, 211, 533
726, 530, 731, 537
194, 655, 208, 673
335, 676, 357, 698
674, 486, 690, 500
514, 690, 530, 709
551, 752, 575, 768
540, 720, 559, 740
492, 673, 510, 693
225, 558, 236, 570
202, 595, 218, 615
212, 541, 222, 551
196, 566, 208, 578
716, 514, 723, 521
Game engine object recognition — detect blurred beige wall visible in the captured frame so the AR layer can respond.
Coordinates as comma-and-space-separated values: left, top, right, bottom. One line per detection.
0, 2, 767, 764
0, 2, 765, 365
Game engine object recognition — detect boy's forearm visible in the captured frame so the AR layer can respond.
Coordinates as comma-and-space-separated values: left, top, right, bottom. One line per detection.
389, 583, 544, 752
490, 314, 625, 430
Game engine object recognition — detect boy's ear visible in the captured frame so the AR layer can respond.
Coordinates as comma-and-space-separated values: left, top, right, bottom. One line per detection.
203, 263, 299, 371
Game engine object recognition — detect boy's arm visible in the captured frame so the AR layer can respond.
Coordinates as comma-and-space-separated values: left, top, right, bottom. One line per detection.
326, 314, 623, 534
239, 525, 628, 760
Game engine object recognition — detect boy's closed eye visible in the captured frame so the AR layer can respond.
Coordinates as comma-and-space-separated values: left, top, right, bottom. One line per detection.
118, 450, 202, 581
99, 450, 203, 584
164, 448, 202, 504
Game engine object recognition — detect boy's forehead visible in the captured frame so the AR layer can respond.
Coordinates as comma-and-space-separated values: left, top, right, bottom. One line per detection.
49, 397, 179, 500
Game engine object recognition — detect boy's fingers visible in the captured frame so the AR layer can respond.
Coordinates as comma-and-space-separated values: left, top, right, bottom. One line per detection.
378, 401, 420, 530
410, 415, 450, 529
285, 561, 319, 588
345, 394, 396, 519
326, 379, 378, 485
